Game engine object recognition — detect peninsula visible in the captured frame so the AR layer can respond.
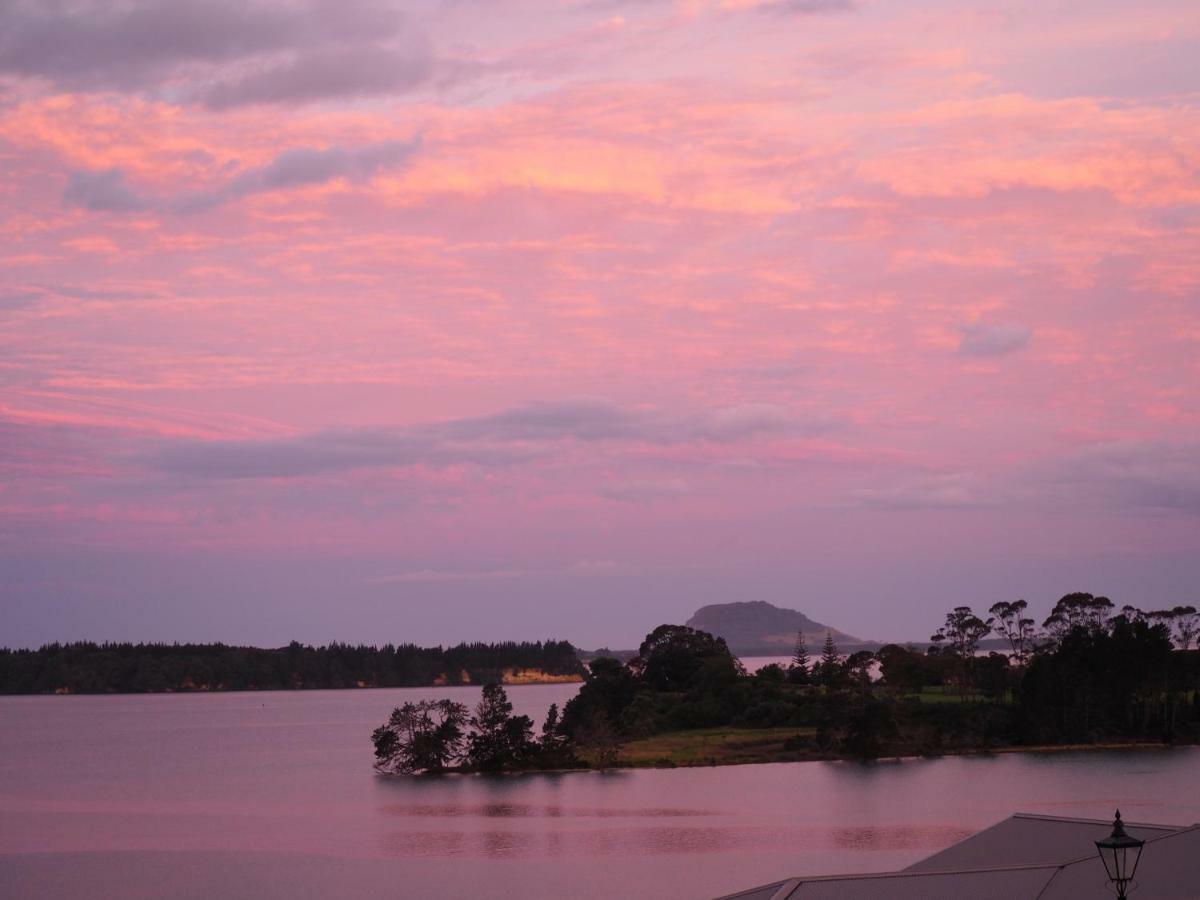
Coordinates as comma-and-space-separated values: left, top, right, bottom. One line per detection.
372, 594, 1200, 773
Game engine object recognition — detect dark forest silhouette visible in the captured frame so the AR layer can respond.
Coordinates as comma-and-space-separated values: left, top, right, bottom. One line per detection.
0, 640, 583, 694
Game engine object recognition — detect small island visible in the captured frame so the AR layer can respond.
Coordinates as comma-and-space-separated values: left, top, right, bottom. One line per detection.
372, 594, 1200, 774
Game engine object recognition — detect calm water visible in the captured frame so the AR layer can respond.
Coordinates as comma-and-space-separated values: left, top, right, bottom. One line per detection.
2, 682, 1199, 899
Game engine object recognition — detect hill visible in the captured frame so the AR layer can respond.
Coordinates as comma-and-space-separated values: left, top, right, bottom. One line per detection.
685, 601, 868, 656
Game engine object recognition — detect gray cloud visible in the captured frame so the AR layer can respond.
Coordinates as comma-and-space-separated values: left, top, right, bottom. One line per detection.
755, 0, 856, 13
446, 399, 816, 445
230, 141, 418, 195
599, 477, 691, 502
64, 139, 419, 214
199, 44, 431, 109
33, 283, 162, 301
0, 289, 42, 310
150, 428, 535, 480
0, 0, 430, 106
62, 168, 150, 212
853, 473, 1000, 510
582, 0, 854, 13
367, 568, 527, 584
1047, 441, 1200, 515
147, 399, 826, 479
446, 399, 644, 442
958, 323, 1032, 357
853, 441, 1200, 516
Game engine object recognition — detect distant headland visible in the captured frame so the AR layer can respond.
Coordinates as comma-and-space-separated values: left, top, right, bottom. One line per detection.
686, 600, 869, 655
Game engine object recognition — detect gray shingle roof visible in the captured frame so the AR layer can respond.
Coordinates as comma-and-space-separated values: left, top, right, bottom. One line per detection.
722, 814, 1200, 900
906, 813, 1183, 873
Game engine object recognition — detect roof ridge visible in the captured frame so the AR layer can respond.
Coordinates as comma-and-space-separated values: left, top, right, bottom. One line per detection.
1050, 821, 1200, 870
1011, 812, 1181, 829
782, 861, 1066, 883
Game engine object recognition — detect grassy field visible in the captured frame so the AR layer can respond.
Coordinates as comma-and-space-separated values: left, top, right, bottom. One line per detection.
617, 726, 819, 767
912, 686, 973, 704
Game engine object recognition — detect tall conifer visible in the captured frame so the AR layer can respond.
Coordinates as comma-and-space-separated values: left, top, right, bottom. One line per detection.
819, 631, 841, 688
790, 630, 810, 684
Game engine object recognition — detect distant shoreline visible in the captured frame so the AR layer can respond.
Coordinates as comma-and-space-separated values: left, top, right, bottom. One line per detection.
0, 673, 585, 697
0, 640, 587, 695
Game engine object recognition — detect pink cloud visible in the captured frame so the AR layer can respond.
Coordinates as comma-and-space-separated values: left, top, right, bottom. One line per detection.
1, 0, 1199, 644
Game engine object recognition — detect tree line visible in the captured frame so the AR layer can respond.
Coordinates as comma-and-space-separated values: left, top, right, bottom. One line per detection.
0, 639, 584, 694
371, 592, 1200, 772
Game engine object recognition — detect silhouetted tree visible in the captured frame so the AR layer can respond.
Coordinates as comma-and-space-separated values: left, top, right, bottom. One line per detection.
541, 703, 562, 747
815, 631, 843, 689
372, 699, 468, 774
1147, 606, 1199, 651
575, 711, 620, 769
877, 644, 933, 694
790, 630, 810, 684
1020, 614, 1174, 743
931, 606, 992, 695
756, 663, 787, 684
1042, 593, 1113, 645
845, 650, 875, 688
559, 656, 640, 738
466, 683, 536, 771
629, 625, 742, 693
989, 600, 1036, 665
842, 695, 897, 759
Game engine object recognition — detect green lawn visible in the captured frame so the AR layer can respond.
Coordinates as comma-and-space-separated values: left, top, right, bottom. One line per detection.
913, 686, 973, 704
617, 726, 818, 767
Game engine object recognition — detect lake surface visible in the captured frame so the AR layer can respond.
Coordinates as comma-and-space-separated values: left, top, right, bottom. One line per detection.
2, 681, 1199, 899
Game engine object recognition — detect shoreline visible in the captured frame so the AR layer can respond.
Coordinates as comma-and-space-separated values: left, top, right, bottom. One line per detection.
385, 737, 1198, 778
611, 738, 1197, 770
0, 676, 584, 698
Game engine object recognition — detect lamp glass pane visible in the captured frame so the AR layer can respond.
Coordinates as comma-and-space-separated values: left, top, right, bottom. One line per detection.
1126, 844, 1143, 882
1099, 846, 1117, 881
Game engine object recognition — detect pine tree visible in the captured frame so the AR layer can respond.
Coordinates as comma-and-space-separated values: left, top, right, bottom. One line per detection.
541, 703, 562, 749
818, 631, 842, 688
790, 630, 810, 684
467, 683, 535, 771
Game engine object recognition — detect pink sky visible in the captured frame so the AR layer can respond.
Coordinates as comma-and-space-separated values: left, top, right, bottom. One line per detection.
2, 0, 1198, 648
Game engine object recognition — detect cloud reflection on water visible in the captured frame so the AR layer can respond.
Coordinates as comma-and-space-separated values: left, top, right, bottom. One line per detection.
380, 803, 719, 818
379, 823, 973, 859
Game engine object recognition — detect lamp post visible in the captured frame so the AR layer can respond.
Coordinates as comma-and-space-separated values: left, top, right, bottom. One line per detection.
1094, 809, 1145, 899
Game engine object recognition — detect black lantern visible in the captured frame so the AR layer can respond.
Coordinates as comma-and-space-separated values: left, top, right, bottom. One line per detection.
1095, 809, 1145, 899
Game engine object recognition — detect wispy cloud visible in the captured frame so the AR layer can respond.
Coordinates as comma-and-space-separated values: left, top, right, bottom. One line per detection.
852, 473, 1001, 510
958, 323, 1033, 357
366, 568, 527, 584
62, 140, 420, 213
62, 168, 150, 213
0, 0, 431, 106
0, 289, 43, 311
145, 399, 828, 479
1043, 441, 1200, 516
745, 0, 855, 14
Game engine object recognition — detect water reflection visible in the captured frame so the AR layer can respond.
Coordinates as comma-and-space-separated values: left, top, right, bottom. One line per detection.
4, 690, 1200, 900
380, 803, 718, 818
829, 825, 973, 851
378, 822, 977, 860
